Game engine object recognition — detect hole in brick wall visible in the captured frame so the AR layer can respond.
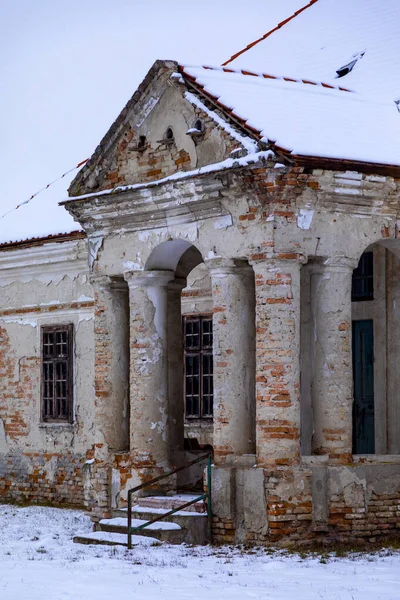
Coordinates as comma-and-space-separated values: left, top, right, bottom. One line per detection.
165, 127, 174, 141
186, 119, 205, 139
138, 135, 147, 150
195, 119, 204, 132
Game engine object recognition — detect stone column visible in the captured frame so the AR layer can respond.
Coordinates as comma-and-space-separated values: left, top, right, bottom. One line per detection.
250, 256, 303, 467
310, 258, 357, 461
167, 278, 186, 463
91, 275, 130, 453
124, 270, 175, 473
206, 258, 256, 464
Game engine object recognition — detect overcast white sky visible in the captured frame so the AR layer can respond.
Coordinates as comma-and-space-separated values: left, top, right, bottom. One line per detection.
0, 0, 302, 242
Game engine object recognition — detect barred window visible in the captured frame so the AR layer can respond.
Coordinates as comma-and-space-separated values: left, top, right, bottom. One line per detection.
184, 316, 213, 419
41, 325, 73, 422
352, 252, 373, 301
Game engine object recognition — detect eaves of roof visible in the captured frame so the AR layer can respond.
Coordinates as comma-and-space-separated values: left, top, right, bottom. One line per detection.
0, 230, 86, 252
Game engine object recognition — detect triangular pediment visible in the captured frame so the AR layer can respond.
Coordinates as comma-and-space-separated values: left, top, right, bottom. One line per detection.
69, 60, 258, 198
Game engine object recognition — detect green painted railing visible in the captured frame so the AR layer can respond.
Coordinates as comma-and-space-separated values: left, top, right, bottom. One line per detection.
127, 452, 212, 549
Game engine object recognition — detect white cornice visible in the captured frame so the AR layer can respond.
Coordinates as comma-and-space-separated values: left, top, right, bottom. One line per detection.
65, 170, 234, 236
0, 239, 89, 285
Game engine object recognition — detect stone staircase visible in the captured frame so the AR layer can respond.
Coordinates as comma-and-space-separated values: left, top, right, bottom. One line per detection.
74, 493, 209, 547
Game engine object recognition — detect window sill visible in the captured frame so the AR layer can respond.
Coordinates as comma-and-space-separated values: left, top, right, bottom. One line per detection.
39, 422, 75, 431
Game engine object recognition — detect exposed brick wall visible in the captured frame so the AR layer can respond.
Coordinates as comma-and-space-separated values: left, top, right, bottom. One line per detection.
0, 326, 37, 441
263, 467, 313, 543
0, 325, 92, 508
328, 490, 400, 542
212, 517, 236, 544
251, 258, 302, 467
211, 464, 400, 545
0, 450, 87, 507
74, 84, 249, 195
94, 108, 246, 193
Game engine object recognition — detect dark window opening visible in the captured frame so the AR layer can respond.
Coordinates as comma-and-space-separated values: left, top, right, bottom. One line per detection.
195, 119, 204, 132
184, 316, 213, 419
165, 127, 174, 141
138, 135, 147, 150
352, 252, 373, 301
41, 324, 73, 422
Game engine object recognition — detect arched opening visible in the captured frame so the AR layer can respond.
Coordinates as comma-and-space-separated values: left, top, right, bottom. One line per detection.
144, 240, 213, 488
300, 242, 400, 459
351, 240, 400, 455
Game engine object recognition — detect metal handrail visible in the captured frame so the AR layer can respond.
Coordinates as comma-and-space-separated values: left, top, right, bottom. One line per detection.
127, 452, 212, 549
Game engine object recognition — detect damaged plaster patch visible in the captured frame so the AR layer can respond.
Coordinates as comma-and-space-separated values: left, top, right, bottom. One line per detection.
88, 236, 104, 269
138, 231, 151, 243
45, 456, 59, 483
135, 96, 160, 128
1, 317, 37, 327
167, 222, 198, 242
297, 209, 314, 230
0, 419, 9, 453
123, 259, 143, 271
213, 215, 233, 230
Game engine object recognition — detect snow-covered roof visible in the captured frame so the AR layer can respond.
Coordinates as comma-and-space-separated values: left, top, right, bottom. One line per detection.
0, 182, 83, 248
224, 0, 400, 101
5, 1, 400, 247
181, 65, 400, 167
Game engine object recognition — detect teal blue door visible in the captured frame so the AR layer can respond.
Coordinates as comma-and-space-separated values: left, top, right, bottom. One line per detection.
352, 320, 375, 454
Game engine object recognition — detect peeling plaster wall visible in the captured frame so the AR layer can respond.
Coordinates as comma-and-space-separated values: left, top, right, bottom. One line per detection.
70, 158, 400, 541
62, 70, 400, 540
0, 239, 96, 507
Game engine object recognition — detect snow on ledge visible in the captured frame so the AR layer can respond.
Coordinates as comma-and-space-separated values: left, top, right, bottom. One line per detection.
184, 90, 259, 154
65, 150, 275, 203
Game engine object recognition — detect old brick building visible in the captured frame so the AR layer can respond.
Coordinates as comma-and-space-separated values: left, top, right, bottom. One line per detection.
2, 0, 400, 544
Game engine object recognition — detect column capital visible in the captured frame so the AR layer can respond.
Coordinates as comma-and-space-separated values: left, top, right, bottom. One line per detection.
205, 257, 251, 275
123, 269, 175, 288
310, 255, 358, 273
249, 252, 307, 267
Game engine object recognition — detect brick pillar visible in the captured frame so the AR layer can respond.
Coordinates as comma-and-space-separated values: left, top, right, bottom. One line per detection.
92, 275, 130, 453
310, 258, 357, 462
124, 270, 175, 473
250, 256, 303, 467
206, 258, 256, 464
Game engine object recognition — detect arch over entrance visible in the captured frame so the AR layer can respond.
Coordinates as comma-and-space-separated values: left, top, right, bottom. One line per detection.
127, 238, 257, 478
127, 239, 214, 486
145, 239, 203, 278
351, 240, 400, 455
300, 237, 400, 460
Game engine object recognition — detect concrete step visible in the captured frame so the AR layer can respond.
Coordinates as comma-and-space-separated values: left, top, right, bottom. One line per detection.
136, 493, 206, 513
113, 508, 209, 544
73, 492, 210, 547
97, 516, 184, 544
73, 530, 160, 547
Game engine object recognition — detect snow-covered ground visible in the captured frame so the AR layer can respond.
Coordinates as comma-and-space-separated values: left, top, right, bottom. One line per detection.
0, 505, 399, 599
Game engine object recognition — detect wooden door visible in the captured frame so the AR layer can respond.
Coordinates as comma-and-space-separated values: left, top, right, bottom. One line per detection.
352, 320, 375, 454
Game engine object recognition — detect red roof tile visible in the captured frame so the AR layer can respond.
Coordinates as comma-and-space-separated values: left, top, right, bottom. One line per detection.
222, 0, 319, 67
